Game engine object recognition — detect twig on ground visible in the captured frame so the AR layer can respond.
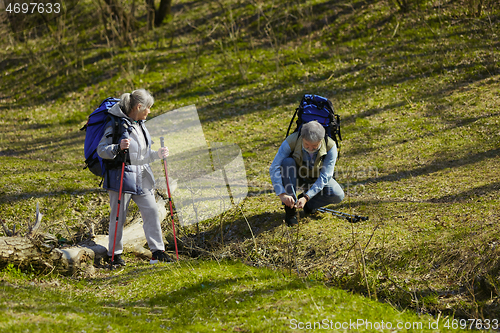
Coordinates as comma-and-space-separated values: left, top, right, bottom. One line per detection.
239, 206, 257, 250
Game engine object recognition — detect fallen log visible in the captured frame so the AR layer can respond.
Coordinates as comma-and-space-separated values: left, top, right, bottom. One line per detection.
0, 198, 168, 276
0, 204, 95, 275
0, 232, 96, 276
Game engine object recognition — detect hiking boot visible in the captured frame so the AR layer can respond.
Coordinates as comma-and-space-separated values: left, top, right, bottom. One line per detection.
303, 203, 317, 216
108, 254, 126, 267
297, 193, 316, 217
150, 250, 173, 264
284, 205, 298, 227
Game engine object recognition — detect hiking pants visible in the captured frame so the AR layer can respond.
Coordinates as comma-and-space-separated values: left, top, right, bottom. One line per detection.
108, 189, 165, 256
280, 157, 344, 210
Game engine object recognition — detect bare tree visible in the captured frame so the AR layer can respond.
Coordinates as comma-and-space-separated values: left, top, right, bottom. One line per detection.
103, 0, 135, 33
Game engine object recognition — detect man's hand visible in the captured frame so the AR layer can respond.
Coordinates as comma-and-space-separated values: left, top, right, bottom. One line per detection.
279, 193, 296, 208
279, 193, 308, 209
296, 197, 307, 209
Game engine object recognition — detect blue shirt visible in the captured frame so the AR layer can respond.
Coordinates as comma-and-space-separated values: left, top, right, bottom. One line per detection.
269, 140, 337, 199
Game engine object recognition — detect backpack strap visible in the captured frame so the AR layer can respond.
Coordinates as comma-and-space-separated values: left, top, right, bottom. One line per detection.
110, 115, 121, 145
102, 115, 131, 170
286, 107, 299, 139
104, 117, 129, 189
286, 132, 300, 152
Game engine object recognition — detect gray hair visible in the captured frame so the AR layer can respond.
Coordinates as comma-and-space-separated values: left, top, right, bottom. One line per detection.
119, 88, 154, 115
301, 121, 325, 143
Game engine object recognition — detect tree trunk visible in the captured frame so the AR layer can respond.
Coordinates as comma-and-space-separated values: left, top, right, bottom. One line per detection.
145, 0, 172, 28
102, 0, 136, 44
0, 234, 95, 276
146, 0, 156, 30
155, 0, 172, 27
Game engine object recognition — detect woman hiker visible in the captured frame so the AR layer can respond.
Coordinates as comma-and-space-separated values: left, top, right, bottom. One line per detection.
97, 88, 172, 266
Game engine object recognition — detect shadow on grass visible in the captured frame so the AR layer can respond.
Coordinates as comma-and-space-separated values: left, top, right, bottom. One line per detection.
344, 111, 500, 157
429, 180, 500, 203
0, 188, 105, 205
105, 265, 299, 308
0, 124, 85, 161
196, 210, 286, 248
357, 147, 500, 185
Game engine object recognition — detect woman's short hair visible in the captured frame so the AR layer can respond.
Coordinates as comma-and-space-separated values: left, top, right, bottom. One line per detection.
301, 121, 325, 143
119, 89, 154, 115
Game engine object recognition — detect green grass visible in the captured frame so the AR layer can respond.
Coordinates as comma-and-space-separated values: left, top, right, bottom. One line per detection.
0, 156, 108, 240
0, 0, 499, 325
0, 259, 462, 333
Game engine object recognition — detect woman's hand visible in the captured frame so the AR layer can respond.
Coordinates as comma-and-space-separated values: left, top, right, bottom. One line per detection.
120, 139, 130, 151
158, 146, 169, 159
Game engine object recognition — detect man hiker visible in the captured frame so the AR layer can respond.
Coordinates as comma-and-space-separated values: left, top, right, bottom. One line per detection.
269, 120, 344, 226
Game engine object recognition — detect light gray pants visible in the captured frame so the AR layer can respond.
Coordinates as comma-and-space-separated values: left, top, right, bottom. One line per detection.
108, 189, 165, 256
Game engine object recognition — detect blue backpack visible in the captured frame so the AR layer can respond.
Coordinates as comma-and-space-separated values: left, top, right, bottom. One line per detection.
286, 94, 342, 150
81, 97, 121, 177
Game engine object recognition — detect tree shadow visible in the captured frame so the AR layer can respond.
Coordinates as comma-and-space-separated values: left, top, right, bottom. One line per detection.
358, 147, 500, 185
428, 181, 500, 203
0, 188, 104, 205
344, 111, 500, 157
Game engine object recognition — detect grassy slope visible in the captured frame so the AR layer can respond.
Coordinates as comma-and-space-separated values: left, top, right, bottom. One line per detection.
1, 259, 463, 333
0, 0, 499, 322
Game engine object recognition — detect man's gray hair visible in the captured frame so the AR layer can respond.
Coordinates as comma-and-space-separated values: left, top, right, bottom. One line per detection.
301, 121, 325, 143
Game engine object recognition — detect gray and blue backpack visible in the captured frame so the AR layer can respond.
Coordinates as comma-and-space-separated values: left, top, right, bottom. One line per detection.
286, 94, 342, 151
81, 97, 124, 177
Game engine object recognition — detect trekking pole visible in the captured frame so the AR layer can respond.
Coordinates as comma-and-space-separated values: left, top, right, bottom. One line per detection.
290, 182, 298, 205
160, 137, 179, 261
317, 207, 369, 223
284, 179, 302, 275
110, 149, 127, 268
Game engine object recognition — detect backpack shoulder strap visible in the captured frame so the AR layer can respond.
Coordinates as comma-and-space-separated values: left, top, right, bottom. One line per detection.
110, 115, 120, 144
325, 136, 335, 151
285, 132, 300, 152
104, 114, 126, 145
286, 107, 300, 139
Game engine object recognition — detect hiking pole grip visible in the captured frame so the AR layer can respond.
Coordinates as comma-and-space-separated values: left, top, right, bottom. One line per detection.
160, 136, 179, 260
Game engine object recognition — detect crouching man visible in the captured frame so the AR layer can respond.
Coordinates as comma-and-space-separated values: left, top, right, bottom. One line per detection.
269, 121, 344, 226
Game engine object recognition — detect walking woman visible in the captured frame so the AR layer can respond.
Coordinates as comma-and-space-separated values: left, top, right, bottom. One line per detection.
98, 88, 172, 265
